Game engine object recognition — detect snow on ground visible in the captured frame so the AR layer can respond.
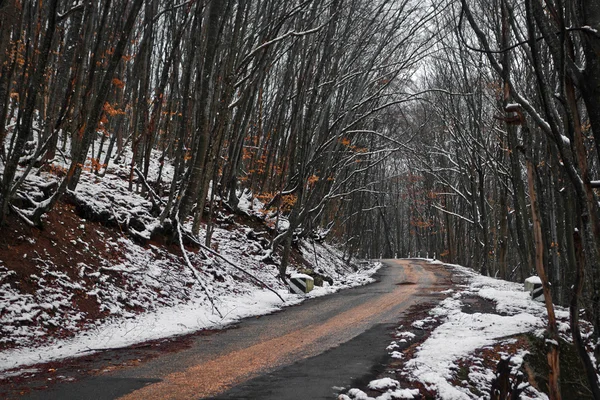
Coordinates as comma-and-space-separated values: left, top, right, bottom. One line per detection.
402, 270, 545, 400
340, 260, 594, 400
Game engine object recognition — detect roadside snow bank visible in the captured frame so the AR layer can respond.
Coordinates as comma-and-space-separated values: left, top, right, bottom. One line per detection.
0, 254, 380, 372
402, 265, 547, 399
342, 261, 577, 400
0, 289, 293, 371
0, 161, 382, 372
0, 165, 380, 371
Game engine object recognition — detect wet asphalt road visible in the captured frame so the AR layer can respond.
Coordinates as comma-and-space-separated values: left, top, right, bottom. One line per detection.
17, 259, 447, 400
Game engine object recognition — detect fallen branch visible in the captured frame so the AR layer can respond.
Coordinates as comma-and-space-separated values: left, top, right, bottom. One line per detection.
134, 166, 166, 206
175, 216, 223, 318
10, 204, 36, 227
55, 147, 68, 164
182, 230, 286, 303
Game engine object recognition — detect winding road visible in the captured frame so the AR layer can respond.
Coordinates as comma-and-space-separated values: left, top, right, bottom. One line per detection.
20, 259, 450, 400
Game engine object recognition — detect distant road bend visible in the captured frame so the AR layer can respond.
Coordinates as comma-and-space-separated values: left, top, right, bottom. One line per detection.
24, 259, 450, 400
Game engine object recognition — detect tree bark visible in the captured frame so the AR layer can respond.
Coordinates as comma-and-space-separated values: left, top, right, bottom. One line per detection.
526, 132, 561, 400
30, 0, 144, 224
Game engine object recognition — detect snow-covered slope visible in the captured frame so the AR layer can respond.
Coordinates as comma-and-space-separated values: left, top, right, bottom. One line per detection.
0, 158, 381, 373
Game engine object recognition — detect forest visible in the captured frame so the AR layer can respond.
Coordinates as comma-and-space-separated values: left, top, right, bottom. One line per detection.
0, 0, 599, 398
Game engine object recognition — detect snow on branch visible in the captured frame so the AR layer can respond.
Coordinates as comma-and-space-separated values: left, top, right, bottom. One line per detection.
58, 2, 84, 20
360, 205, 388, 212
151, 1, 194, 24
344, 130, 416, 153
241, 15, 335, 64
432, 204, 474, 224
175, 216, 223, 318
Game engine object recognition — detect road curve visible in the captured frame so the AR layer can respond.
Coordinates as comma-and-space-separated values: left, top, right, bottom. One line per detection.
22, 259, 450, 400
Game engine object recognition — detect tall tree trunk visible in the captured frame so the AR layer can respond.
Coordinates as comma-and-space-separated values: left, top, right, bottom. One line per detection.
526, 130, 561, 400
179, 0, 225, 219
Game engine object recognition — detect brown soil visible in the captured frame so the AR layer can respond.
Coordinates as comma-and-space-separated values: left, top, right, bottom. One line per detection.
0, 202, 124, 341
0, 193, 295, 352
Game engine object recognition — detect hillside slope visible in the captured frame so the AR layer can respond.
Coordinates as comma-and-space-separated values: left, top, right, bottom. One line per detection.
0, 159, 380, 373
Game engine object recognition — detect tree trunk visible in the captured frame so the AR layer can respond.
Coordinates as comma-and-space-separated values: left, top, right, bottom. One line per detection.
0, 0, 58, 223
526, 135, 561, 400
30, 0, 144, 224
